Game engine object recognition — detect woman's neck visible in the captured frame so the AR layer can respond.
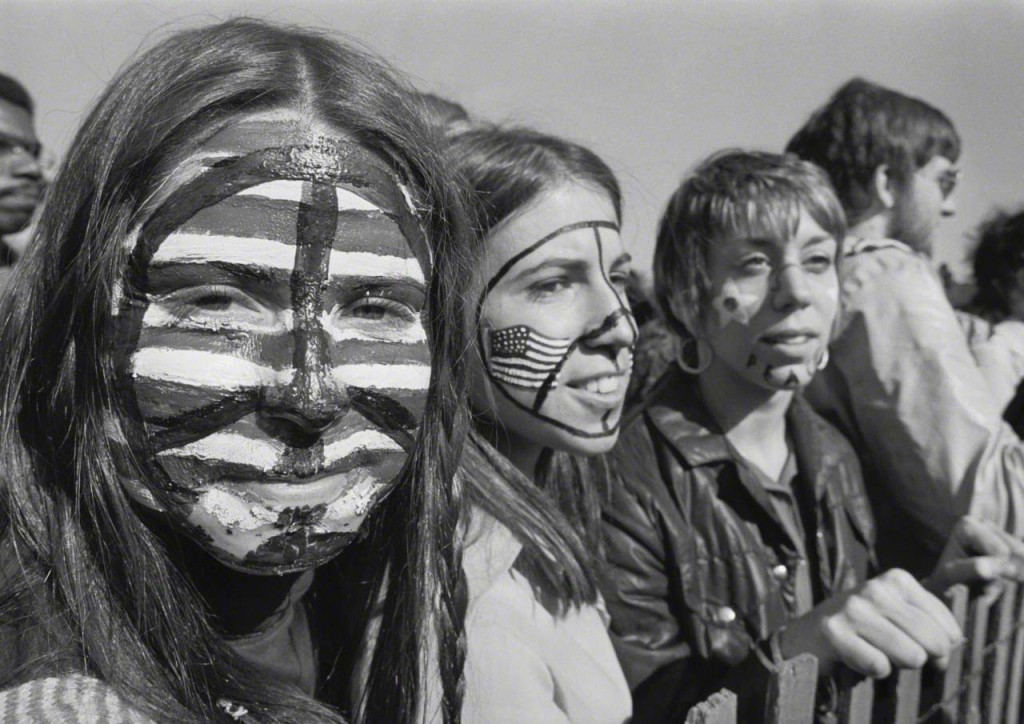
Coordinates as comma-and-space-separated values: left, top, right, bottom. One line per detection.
147, 513, 302, 636
474, 417, 542, 480
697, 359, 793, 480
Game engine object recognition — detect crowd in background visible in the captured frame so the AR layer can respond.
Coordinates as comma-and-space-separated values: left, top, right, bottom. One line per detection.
3, 16, 1024, 724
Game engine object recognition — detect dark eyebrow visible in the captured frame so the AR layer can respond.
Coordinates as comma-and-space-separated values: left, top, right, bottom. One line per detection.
800, 235, 837, 249
730, 237, 777, 251
610, 252, 633, 270
148, 260, 285, 286
507, 256, 590, 284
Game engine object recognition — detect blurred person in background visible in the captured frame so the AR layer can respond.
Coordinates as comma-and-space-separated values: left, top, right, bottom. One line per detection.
788, 78, 1024, 577
0, 72, 46, 287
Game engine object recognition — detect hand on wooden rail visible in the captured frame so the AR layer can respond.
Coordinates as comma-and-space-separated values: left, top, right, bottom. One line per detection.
923, 516, 1024, 601
776, 569, 962, 680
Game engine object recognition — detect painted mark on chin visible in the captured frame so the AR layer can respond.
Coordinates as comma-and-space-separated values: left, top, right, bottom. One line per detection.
273, 503, 328, 533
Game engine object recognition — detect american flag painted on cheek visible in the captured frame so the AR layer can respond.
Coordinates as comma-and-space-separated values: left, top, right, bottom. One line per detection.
486, 325, 572, 390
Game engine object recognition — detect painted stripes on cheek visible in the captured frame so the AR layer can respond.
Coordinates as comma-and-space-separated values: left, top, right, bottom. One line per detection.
130, 347, 431, 390
136, 327, 430, 367
156, 428, 404, 471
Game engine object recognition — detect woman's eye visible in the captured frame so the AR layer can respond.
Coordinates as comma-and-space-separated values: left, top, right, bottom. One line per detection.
803, 254, 834, 273
163, 285, 258, 318
609, 271, 631, 291
529, 277, 571, 297
345, 297, 416, 322
739, 255, 771, 274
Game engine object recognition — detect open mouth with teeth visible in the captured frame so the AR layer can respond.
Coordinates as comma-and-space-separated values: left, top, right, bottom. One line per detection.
567, 373, 625, 396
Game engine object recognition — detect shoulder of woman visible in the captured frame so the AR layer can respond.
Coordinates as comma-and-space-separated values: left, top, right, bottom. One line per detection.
0, 674, 157, 723
462, 507, 523, 603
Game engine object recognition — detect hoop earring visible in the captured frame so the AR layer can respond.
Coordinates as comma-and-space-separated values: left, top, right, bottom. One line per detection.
677, 337, 713, 375
817, 348, 830, 370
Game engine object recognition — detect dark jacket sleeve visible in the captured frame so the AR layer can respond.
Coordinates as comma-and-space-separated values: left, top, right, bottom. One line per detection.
601, 421, 776, 722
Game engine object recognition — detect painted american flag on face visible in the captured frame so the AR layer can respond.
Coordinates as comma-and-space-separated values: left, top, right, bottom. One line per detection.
487, 325, 573, 390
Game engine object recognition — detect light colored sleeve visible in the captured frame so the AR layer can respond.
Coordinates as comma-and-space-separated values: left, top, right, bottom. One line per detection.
974, 320, 1024, 412
823, 248, 1024, 545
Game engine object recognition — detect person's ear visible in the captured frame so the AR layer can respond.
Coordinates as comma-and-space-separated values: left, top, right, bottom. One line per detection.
871, 164, 897, 209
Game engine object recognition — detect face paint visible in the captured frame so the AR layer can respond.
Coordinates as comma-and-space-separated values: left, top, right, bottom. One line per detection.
473, 183, 637, 455
699, 210, 838, 394
486, 325, 573, 390
712, 278, 761, 326
113, 116, 431, 573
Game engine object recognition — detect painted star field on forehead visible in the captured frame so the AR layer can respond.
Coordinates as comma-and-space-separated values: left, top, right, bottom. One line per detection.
113, 120, 431, 573
477, 219, 637, 438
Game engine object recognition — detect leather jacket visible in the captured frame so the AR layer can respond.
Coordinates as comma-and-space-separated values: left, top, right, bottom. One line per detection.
601, 365, 875, 722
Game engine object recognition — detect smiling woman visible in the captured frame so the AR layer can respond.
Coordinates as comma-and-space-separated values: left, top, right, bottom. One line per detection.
0, 18, 472, 724
427, 125, 635, 722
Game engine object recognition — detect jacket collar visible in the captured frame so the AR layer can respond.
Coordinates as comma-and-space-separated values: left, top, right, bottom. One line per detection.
644, 363, 837, 502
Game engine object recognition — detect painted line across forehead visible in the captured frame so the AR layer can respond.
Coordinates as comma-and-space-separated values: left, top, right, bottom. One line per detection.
150, 235, 425, 283
476, 219, 631, 439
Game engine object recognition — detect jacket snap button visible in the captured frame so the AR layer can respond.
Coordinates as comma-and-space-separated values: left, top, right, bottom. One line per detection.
712, 606, 736, 624
771, 564, 788, 580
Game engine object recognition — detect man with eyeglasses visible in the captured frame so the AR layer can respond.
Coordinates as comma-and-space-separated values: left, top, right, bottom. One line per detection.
0, 72, 45, 285
787, 78, 1024, 579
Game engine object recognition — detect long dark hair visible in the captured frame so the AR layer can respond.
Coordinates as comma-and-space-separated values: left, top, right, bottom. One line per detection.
447, 125, 622, 608
0, 19, 471, 723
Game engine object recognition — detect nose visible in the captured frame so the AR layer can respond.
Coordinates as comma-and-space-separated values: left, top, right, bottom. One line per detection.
579, 285, 638, 354
260, 338, 350, 437
941, 194, 957, 218
771, 264, 813, 311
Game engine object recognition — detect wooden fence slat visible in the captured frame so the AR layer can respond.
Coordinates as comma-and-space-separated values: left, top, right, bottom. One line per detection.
836, 668, 874, 724
985, 582, 1018, 724
766, 653, 818, 723
963, 591, 994, 724
1002, 582, 1024, 724
892, 666, 922, 723
939, 584, 970, 723
684, 689, 737, 724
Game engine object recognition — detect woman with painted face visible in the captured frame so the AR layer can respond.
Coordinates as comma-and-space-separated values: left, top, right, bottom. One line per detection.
0, 19, 471, 723
601, 150, 1024, 721
441, 126, 636, 722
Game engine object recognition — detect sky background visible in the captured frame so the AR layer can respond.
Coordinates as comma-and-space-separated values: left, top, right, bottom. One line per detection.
3, 0, 1023, 278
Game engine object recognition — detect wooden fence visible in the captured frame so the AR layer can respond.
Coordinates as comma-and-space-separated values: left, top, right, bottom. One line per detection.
685, 583, 1024, 723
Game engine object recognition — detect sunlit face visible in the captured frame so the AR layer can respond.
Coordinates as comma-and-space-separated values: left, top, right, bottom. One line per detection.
472, 182, 637, 457
0, 98, 44, 235
691, 209, 839, 392
891, 155, 958, 256
112, 112, 431, 574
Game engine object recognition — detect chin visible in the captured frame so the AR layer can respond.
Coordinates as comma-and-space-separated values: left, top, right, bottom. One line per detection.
532, 421, 621, 458
200, 525, 358, 575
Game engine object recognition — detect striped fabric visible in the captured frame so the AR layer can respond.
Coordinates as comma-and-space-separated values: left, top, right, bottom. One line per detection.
0, 675, 156, 723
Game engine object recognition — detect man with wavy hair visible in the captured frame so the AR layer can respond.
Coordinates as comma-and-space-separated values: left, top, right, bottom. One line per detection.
787, 78, 1024, 577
